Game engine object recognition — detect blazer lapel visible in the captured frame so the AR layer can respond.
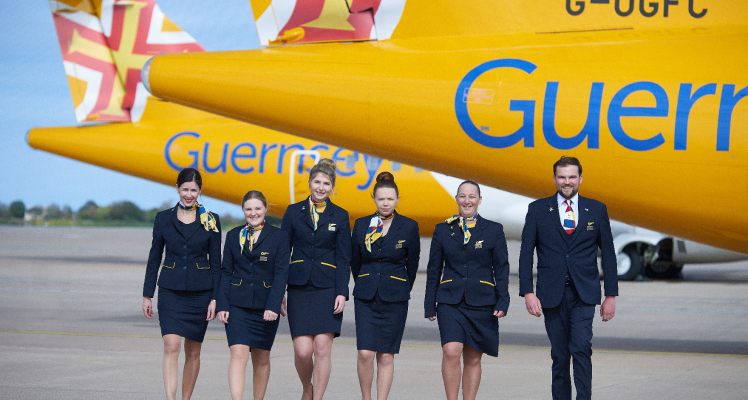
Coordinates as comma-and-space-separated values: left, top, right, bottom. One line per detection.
253, 225, 271, 249
378, 211, 402, 248
299, 199, 314, 230
169, 205, 186, 239
447, 220, 464, 244
316, 200, 335, 230
547, 195, 569, 241
468, 215, 487, 247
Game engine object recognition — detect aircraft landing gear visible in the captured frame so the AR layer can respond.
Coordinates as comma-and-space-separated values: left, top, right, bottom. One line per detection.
645, 262, 684, 280
617, 246, 643, 281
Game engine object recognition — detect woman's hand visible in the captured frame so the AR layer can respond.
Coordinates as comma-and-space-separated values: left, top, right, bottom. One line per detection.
142, 297, 153, 319
427, 316, 436, 322
280, 296, 287, 317
218, 311, 229, 324
333, 295, 346, 314
206, 300, 216, 321
493, 310, 506, 318
264, 310, 279, 321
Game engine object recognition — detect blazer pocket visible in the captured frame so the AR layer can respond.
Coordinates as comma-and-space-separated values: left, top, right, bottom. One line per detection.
290, 259, 304, 264
358, 273, 370, 278
321, 262, 337, 269
230, 277, 242, 286
196, 262, 210, 270
263, 281, 272, 288
162, 262, 175, 269
390, 276, 407, 282
440, 279, 453, 284
479, 280, 495, 286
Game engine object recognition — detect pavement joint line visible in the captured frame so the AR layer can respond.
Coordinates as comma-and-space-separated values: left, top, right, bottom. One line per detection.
2, 329, 746, 358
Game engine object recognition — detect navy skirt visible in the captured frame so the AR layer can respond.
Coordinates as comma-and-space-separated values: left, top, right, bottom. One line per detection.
355, 293, 408, 354
437, 299, 499, 357
157, 287, 212, 343
225, 306, 280, 350
287, 285, 342, 338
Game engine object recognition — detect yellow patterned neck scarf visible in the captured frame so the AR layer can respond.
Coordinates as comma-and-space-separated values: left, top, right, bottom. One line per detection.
240, 221, 265, 253
365, 212, 395, 252
308, 196, 327, 231
178, 202, 219, 232
445, 214, 477, 245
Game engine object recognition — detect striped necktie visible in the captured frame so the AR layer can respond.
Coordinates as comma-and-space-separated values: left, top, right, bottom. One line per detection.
563, 200, 575, 235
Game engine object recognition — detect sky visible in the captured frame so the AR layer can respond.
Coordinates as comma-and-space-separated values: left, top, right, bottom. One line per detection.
0, 0, 260, 217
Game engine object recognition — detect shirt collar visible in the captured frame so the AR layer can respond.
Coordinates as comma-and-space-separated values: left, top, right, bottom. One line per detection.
557, 192, 579, 207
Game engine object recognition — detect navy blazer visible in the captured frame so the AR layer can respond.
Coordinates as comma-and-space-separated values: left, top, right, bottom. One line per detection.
217, 224, 289, 314
518, 194, 618, 309
281, 199, 352, 298
351, 212, 420, 302
424, 215, 510, 317
143, 205, 222, 299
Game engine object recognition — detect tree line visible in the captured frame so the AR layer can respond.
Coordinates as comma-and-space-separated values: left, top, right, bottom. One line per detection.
0, 200, 251, 228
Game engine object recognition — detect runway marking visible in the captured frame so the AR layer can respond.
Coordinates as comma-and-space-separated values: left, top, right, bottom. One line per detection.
623, 297, 748, 305
2, 329, 746, 358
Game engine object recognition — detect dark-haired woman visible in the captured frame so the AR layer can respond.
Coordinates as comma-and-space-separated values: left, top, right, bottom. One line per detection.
217, 190, 289, 400
281, 158, 351, 400
424, 180, 510, 400
351, 171, 420, 400
142, 168, 221, 400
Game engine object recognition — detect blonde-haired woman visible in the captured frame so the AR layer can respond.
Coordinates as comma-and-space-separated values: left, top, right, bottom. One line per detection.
281, 158, 351, 400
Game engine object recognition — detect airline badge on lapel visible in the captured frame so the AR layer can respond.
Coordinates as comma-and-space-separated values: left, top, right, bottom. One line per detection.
396, 240, 405, 249
475, 240, 483, 249
328, 223, 336, 231
587, 222, 594, 231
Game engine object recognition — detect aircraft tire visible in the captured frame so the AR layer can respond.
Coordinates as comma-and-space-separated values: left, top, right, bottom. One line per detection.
617, 246, 643, 281
645, 262, 684, 280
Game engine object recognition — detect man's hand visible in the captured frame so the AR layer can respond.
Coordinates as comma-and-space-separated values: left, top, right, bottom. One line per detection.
601, 295, 615, 321
524, 293, 542, 317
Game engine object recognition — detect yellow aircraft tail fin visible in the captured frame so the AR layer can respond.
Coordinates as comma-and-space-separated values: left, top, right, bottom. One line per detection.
50, 0, 204, 123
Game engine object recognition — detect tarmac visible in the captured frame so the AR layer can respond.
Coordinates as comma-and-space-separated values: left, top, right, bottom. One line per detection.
1, 226, 747, 399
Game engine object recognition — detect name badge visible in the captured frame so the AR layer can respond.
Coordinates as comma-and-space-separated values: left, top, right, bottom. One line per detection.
587, 222, 594, 231
395, 244, 403, 249
475, 240, 483, 249
260, 256, 268, 262
328, 223, 336, 231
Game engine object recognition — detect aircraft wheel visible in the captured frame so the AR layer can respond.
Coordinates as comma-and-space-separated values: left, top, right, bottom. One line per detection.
645, 262, 684, 280
617, 246, 643, 281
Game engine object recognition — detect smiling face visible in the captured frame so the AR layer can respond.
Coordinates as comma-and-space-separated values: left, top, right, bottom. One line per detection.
243, 198, 267, 227
455, 183, 482, 218
554, 164, 583, 200
309, 172, 333, 202
374, 187, 399, 217
176, 181, 201, 208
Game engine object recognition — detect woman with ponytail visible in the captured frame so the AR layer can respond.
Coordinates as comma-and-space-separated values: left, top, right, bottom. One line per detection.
424, 180, 510, 400
217, 190, 289, 399
350, 171, 420, 400
142, 167, 222, 400
281, 158, 352, 400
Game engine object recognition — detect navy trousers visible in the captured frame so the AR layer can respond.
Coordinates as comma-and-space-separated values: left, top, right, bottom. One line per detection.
543, 283, 595, 400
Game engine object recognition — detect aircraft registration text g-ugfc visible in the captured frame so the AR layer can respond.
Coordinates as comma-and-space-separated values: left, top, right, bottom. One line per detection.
455, 58, 746, 152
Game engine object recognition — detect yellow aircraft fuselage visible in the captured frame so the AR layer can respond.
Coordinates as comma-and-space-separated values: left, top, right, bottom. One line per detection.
145, 1, 748, 252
